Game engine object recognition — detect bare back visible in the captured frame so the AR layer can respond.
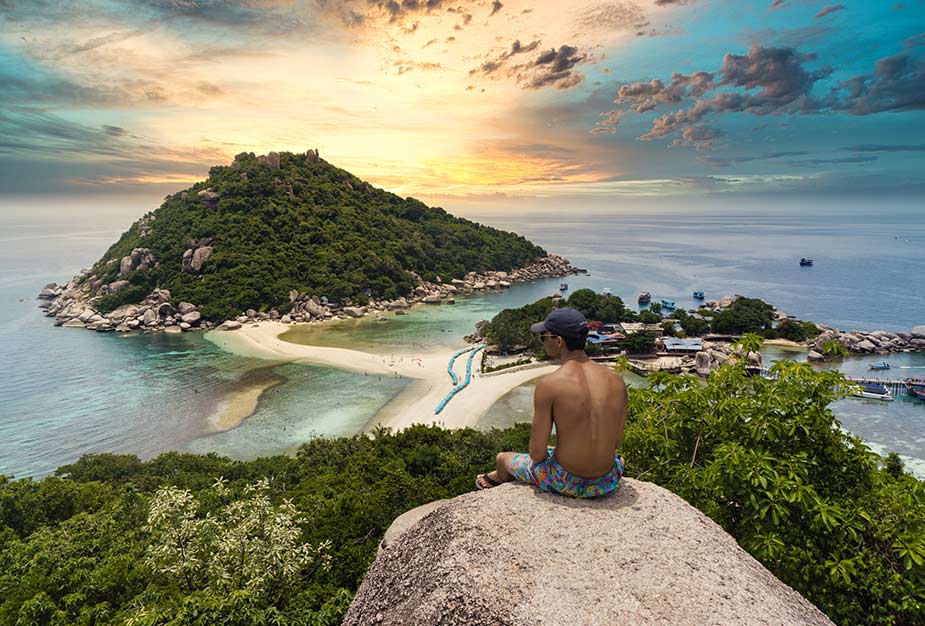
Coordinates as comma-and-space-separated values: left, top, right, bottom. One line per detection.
540, 360, 627, 478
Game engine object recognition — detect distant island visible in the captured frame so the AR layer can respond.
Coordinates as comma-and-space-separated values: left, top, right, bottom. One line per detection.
37, 150, 573, 332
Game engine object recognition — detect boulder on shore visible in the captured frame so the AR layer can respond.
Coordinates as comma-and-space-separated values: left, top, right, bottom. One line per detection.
219, 320, 242, 331
345, 480, 834, 626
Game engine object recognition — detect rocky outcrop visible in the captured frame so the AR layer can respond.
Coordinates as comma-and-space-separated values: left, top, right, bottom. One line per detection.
118, 248, 157, 277
197, 188, 220, 207
182, 239, 214, 273
345, 480, 834, 626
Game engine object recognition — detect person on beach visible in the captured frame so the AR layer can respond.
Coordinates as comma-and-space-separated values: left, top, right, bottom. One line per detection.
475, 308, 628, 498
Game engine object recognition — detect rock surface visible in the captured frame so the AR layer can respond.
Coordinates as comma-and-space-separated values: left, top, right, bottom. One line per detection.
345, 479, 834, 626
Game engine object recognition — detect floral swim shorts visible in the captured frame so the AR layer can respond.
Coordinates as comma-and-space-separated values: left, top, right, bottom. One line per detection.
509, 447, 624, 499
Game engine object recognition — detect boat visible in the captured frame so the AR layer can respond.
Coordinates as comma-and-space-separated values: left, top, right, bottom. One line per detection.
559, 282, 568, 291
638, 291, 651, 304
853, 383, 894, 401
660, 299, 676, 309
800, 258, 814, 266
602, 288, 612, 296
869, 362, 891, 371
693, 290, 705, 299
905, 380, 925, 401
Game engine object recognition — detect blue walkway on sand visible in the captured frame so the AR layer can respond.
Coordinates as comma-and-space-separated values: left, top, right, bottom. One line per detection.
435, 345, 486, 414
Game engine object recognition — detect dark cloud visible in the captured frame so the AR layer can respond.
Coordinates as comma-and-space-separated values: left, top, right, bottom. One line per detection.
841, 143, 925, 152
814, 4, 844, 18
785, 155, 877, 166
102, 125, 126, 136
599, 45, 835, 144
699, 150, 812, 166
834, 53, 925, 114
468, 39, 541, 77
490, 0, 503, 16
670, 124, 723, 150
520, 45, 590, 90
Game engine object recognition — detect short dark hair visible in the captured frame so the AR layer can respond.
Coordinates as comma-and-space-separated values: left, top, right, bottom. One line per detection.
559, 331, 588, 351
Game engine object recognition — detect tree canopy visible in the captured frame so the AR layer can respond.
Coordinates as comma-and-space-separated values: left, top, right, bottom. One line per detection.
1, 362, 923, 625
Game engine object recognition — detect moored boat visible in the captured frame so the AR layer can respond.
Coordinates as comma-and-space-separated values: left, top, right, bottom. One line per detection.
800, 257, 814, 266
660, 299, 676, 309
602, 288, 612, 296
559, 282, 568, 291
853, 383, 894, 401
693, 290, 705, 299
638, 291, 651, 304
905, 380, 925, 401
869, 362, 891, 371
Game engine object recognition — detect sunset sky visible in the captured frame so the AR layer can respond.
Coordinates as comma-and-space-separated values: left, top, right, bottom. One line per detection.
2, 0, 923, 211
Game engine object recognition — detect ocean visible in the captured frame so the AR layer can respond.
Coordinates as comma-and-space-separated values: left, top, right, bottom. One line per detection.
1, 202, 923, 478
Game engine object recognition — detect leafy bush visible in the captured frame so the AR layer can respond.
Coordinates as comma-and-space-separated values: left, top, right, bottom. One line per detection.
711, 297, 775, 335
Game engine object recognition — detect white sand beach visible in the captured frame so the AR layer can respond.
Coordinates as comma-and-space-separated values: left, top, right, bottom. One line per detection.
207, 321, 557, 431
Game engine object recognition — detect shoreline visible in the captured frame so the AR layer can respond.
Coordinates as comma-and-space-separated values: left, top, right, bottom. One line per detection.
206, 321, 557, 432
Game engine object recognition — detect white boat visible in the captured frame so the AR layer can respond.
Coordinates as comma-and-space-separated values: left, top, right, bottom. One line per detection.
853, 383, 894, 401
602, 288, 612, 296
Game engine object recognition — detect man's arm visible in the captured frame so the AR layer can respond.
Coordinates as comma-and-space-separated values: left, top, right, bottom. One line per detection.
529, 378, 554, 463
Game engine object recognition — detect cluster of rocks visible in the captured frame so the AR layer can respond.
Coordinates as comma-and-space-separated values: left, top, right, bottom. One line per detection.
693, 343, 762, 376
181, 238, 214, 273
264, 255, 575, 328
806, 325, 925, 361
39, 281, 208, 333
117, 248, 157, 277
40, 254, 575, 335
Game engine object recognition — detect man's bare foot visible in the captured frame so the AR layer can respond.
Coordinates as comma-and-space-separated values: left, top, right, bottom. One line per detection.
475, 471, 503, 490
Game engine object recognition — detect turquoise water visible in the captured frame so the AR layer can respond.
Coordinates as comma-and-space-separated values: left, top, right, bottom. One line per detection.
1, 203, 923, 478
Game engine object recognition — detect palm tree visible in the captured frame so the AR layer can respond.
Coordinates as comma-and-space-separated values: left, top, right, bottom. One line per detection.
733, 332, 764, 355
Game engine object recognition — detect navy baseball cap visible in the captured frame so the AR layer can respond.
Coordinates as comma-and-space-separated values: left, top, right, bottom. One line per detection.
530, 307, 589, 339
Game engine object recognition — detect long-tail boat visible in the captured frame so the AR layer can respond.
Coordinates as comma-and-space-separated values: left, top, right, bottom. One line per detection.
905, 380, 925, 401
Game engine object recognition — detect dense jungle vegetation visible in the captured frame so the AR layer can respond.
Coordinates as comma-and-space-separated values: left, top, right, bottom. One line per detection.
483, 290, 821, 352
88, 151, 545, 319
1, 360, 923, 626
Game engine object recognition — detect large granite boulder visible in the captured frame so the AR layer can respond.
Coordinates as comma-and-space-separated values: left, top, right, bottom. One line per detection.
345, 480, 834, 626
912, 325, 925, 339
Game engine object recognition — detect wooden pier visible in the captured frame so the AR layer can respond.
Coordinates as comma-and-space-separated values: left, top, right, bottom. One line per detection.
751, 367, 924, 398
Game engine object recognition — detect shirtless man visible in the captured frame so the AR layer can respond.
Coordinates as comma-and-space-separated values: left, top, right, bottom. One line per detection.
475, 307, 628, 498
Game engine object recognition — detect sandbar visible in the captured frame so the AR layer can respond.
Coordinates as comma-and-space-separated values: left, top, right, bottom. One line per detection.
207, 321, 556, 431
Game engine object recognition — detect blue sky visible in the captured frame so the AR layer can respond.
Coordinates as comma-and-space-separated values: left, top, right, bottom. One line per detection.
0, 0, 923, 209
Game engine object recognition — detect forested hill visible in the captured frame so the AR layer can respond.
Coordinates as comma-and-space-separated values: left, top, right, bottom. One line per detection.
83, 150, 545, 320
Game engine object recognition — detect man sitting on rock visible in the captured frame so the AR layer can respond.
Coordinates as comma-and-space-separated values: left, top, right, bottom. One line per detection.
476, 307, 628, 498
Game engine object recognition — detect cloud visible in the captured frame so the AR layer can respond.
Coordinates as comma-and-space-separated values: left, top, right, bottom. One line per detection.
814, 4, 845, 18
785, 155, 877, 166
490, 1, 503, 16
394, 60, 444, 74
575, 2, 649, 32
598, 45, 838, 144
834, 53, 925, 114
669, 124, 723, 150
590, 109, 625, 134
698, 150, 810, 166
519, 45, 590, 90
841, 144, 925, 152
468, 38, 540, 77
